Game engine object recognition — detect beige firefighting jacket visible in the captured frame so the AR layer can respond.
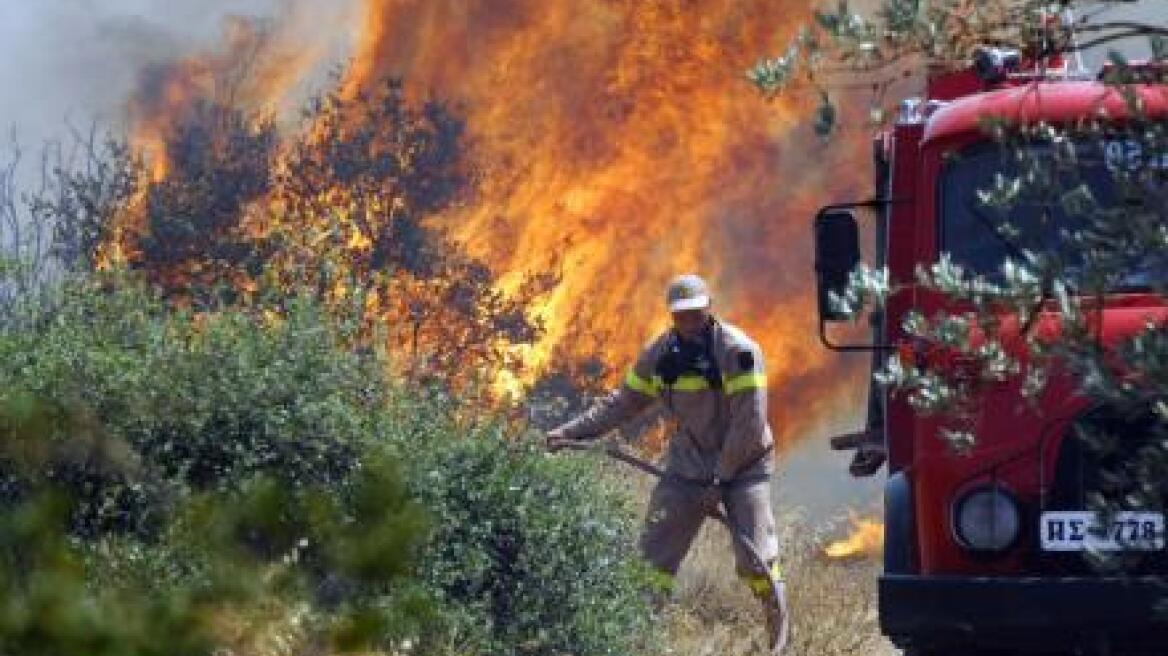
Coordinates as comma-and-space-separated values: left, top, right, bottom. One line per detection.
556, 319, 774, 482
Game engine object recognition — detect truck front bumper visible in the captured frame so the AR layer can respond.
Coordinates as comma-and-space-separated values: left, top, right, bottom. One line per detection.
881, 574, 1168, 652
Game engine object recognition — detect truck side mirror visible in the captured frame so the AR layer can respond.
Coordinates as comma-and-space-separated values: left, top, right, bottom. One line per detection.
814, 209, 860, 322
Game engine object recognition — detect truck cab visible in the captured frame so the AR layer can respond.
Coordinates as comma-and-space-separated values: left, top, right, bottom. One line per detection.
815, 51, 1168, 655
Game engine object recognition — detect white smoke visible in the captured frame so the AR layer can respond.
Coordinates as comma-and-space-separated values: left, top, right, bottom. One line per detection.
1077, 0, 1163, 72
0, 0, 359, 154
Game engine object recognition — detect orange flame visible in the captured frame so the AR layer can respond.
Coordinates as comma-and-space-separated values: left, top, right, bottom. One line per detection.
339, 0, 872, 442
824, 516, 885, 560
128, 14, 325, 181
120, 0, 873, 445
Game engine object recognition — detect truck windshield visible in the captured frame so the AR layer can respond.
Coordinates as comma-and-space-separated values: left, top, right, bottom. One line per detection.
939, 142, 1167, 289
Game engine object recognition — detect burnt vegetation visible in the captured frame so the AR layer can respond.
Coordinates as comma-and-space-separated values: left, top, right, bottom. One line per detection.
23, 74, 560, 402
137, 100, 276, 292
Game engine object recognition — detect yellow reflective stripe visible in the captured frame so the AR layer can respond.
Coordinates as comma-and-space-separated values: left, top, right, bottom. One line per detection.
668, 374, 712, 391
624, 370, 660, 397
629, 371, 766, 394
743, 574, 771, 596
725, 372, 767, 395
740, 561, 784, 596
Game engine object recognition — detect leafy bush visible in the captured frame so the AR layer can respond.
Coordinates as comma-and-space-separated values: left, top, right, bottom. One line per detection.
0, 279, 386, 536
0, 493, 220, 656
386, 410, 658, 656
0, 459, 440, 656
0, 277, 658, 654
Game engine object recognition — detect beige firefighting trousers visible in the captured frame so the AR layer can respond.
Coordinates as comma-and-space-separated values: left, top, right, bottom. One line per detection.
643, 474, 778, 577
554, 319, 779, 579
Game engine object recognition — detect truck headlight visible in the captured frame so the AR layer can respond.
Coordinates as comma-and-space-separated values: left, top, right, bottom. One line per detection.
953, 486, 1020, 551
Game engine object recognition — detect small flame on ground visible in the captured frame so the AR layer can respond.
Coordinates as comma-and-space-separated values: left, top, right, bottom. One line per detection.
824, 516, 884, 560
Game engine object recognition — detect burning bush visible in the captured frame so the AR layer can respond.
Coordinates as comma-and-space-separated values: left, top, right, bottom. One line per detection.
25, 73, 554, 405
135, 100, 276, 299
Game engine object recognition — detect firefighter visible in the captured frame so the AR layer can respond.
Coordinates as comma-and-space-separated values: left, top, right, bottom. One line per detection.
546, 273, 785, 641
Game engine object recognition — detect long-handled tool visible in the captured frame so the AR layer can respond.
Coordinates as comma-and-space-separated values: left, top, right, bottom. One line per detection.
549, 438, 790, 655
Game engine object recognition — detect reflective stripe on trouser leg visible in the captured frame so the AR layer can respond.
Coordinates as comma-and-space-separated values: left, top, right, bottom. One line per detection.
740, 561, 784, 597
640, 478, 706, 575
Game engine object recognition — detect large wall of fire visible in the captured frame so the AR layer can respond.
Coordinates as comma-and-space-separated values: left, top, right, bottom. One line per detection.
122, 0, 872, 447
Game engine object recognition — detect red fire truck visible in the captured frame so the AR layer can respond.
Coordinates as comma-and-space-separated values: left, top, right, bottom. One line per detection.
814, 49, 1168, 655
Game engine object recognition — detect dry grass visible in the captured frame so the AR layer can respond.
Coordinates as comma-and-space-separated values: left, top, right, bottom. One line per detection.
210, 599, 317, 656
657, 509, 898, 656
214, 467, 897, 656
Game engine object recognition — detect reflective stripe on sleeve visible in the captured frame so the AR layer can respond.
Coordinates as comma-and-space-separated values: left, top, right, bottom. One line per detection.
725, 372, 767, 394
624, 369, 660, 397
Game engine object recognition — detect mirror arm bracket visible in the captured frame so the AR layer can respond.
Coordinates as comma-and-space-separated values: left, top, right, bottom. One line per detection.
818, 315, 897, 352
817, 196, 906, 215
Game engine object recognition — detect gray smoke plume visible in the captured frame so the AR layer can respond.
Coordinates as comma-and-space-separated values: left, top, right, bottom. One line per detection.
0, 0, 358, 154
1076, 0, 1162, 71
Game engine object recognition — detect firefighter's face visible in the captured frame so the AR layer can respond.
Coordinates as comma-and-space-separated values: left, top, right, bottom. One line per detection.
671, 308, 710, 342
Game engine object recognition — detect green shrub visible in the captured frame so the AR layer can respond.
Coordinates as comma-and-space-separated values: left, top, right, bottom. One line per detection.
0, 277, 658, 655
0, 493, 219, 656
388, 412, 658, 656
0, 279, 386, 537
0, 461, 441, 656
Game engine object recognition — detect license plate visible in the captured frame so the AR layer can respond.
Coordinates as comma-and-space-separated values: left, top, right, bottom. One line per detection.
1040, 511, 1165, 551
